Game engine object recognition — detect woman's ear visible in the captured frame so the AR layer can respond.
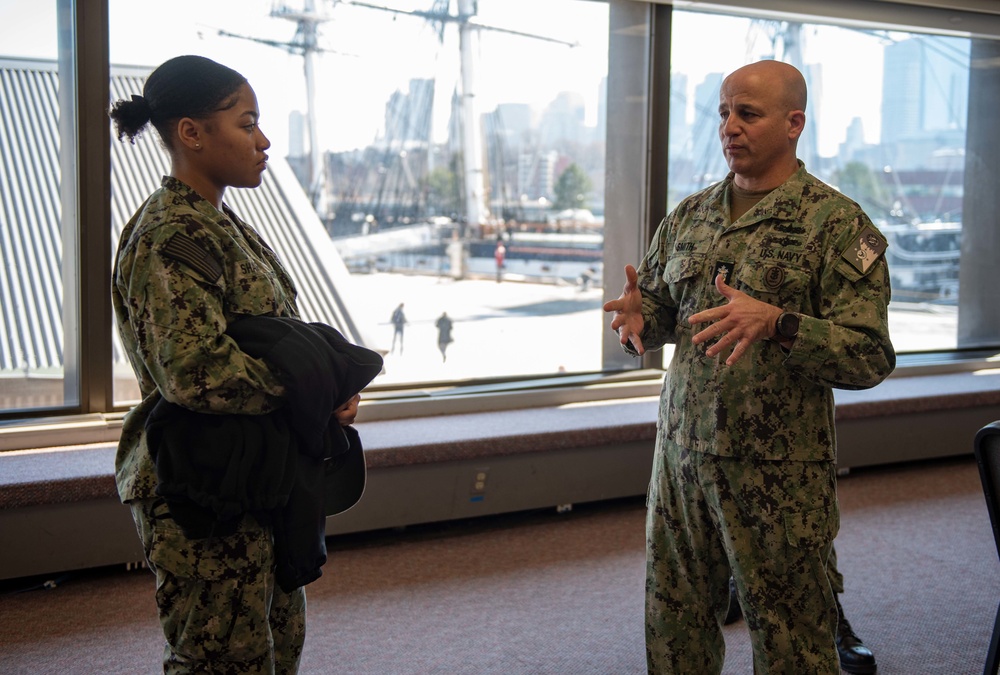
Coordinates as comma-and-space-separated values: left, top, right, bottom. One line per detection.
176, 117, 203, 151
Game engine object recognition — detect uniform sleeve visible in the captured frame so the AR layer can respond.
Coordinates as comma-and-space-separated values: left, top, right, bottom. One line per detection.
120, 217, 287, 415
783, 213, 896, 390
631, 216, 682, 354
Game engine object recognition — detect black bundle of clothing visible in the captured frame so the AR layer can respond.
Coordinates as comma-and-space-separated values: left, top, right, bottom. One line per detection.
145, 315, 383, 592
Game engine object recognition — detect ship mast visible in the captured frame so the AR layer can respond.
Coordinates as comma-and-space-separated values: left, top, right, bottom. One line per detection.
219, 0, 340, 214
457, 0, 485, 231
348, 0, 576, 233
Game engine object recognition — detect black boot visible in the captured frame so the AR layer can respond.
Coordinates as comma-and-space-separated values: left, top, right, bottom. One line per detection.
724, 577, 742, 625
835, 595, 877, 674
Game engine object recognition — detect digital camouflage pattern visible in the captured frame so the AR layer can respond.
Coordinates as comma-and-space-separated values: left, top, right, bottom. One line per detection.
647, 441, 839, 674
132, 498, 306, 675
634, 162, 895, 462
112, 176, 304, 674
631, 163, 894, 674
826, 544, 845, 595
112, 176, 299, 502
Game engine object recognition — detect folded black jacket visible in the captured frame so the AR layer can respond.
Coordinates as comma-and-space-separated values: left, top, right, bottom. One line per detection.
146, 316, 383, 592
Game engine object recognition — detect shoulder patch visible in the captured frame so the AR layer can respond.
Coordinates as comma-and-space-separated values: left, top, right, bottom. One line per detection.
840, 225, 887, 275
161, 232, 224, 283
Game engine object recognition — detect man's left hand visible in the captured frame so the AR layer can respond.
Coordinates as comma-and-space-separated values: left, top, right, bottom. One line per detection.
688, 274, 784, 365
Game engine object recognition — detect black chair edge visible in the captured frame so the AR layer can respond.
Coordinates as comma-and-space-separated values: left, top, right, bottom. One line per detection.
974, 420, 1000, 675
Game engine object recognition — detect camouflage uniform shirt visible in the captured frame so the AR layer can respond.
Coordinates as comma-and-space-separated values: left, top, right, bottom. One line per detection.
112, 176, 299, 503
634, 163, 895, 462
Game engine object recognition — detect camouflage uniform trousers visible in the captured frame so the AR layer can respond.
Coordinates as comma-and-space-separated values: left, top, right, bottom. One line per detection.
826, 545, 845, 595
645, 439, 840, 675
131, 498, 306, 675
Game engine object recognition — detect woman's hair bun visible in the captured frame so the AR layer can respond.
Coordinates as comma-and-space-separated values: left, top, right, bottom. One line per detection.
128, 94, 151, 117
109, 93, 153, 143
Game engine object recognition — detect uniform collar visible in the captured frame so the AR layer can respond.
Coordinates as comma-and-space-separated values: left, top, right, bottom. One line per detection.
722, 161, 808, 229
160, 175, 233, 223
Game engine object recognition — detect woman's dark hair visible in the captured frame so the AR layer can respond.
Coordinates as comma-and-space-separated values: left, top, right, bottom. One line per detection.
108, 55, 247, 146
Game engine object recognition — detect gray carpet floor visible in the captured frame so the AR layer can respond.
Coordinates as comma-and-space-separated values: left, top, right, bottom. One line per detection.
0, 455, 995, 674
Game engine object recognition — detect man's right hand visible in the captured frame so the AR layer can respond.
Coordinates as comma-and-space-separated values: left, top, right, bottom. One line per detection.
603, 264, 646, 355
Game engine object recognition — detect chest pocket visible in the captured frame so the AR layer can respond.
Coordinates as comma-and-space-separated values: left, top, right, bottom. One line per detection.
739, 261, 811, 311
226, 258, 283, 317
662, 254, 704, 284
662, 254, 709, 320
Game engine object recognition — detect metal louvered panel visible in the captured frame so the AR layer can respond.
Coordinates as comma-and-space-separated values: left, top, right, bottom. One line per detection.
0, 60, 64, 372
1, 58, 367, 375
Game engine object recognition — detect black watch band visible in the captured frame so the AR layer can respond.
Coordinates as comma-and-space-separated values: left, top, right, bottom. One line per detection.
775, 312, 800, 340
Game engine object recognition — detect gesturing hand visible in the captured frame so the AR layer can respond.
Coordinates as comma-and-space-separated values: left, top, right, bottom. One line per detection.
688, 274, 784, 365
603, 264, 646, 355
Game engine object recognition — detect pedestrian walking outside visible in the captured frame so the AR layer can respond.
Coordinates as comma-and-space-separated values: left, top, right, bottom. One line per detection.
494, 239, 506, 283
435, 311, 454, 362
390, 302, 407, 354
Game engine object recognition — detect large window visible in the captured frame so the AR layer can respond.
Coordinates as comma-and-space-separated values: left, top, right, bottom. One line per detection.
0, 2, 80, 412
669, 10, 973, 354
1, 0, 1000, 432
108, 0, 610, 400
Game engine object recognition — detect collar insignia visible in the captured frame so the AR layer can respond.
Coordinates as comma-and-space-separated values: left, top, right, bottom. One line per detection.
713, 261, 734, 284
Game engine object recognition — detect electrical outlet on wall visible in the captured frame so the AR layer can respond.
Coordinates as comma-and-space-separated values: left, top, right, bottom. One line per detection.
469, 468, 489, 502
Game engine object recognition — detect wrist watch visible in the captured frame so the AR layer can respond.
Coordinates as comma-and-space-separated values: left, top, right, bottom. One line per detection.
775, 312, 800, 340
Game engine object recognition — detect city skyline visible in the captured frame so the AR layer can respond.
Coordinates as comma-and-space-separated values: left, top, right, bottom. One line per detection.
2, 2, 970, 168
0, 0, 608, 154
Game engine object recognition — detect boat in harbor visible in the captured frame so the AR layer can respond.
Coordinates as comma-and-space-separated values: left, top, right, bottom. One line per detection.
882, 221, 960, 303
334, 218, 603, 282
469, 231, 602, 263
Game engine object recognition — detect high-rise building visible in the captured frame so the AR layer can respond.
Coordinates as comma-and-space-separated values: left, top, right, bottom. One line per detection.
384, 78, 436, 147
287, 110, 309, 189
288, 110, 306, 158
668, 72, 689, 158
798, 62, 822, 172
484, 103, 533, 214
838, 116, 868, 165
539, 91, 586, 146
596, 76, 607, 145
448, 87, 463, 159
881, 36, 969, 145
492, 103, 533, 145
691, 73, 728, 184
518, 150, 559, 201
